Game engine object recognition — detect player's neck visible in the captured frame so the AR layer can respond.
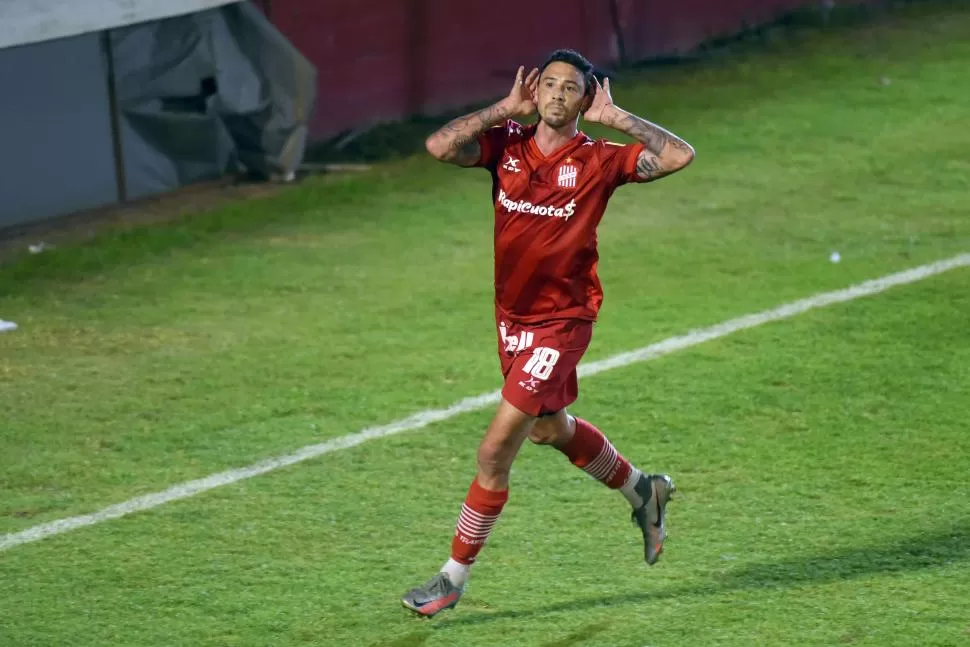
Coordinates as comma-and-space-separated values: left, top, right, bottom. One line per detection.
534, 120, 579, 157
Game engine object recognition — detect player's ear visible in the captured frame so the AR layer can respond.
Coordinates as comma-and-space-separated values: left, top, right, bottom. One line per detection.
580, 77, 595, 113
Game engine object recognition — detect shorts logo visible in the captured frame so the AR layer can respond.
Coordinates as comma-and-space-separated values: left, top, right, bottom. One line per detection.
499, 321, 534, 353
518, 376, 540, 392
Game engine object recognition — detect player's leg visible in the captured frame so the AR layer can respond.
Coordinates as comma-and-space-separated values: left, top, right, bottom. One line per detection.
527, 317, 674, 564
441, 398, 534, 582
525, 341, 647, 503
401, 398, 535, 617
531, 408, 642, 502
530, 408, 675, 564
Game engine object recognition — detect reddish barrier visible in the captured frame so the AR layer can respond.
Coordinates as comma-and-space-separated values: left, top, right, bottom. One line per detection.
614, 0, 875, 60
264, 0, 879, 141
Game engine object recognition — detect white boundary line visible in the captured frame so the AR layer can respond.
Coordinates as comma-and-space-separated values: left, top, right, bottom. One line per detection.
3, 253, 969, 553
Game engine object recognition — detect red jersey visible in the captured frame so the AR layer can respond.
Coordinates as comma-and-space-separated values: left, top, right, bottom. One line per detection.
476, 120, 645, 323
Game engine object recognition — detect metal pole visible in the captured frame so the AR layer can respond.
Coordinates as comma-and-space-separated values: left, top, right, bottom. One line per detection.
607, 0, 629, 66
101, 29, 127, 203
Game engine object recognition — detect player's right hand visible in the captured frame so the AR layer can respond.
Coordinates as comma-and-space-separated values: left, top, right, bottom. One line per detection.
502, 66, 539, 118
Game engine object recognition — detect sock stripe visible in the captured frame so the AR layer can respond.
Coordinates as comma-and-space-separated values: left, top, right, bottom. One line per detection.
584, 443, 618, 480
457, 505, 498, 523
450, 481, 509, 565
565, 418, 634, 490
456, 527, 496, 540
586, 448, 613, 476
457, 521, 498, 535
456, 504, 500, 539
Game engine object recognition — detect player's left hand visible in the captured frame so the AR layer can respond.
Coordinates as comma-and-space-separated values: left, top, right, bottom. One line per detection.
583, 76, 616, 124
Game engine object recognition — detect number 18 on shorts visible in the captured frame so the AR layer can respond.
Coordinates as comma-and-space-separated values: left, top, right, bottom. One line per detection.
496, 313, 593, 417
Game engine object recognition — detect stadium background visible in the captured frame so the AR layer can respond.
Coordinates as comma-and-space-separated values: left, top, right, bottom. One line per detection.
263, 0, 885, 140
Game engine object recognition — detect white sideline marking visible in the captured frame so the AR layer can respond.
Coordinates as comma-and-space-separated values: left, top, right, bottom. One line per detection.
2, 253, 969, 552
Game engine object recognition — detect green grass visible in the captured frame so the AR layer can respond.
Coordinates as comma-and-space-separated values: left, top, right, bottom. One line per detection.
2, 2, 970, 645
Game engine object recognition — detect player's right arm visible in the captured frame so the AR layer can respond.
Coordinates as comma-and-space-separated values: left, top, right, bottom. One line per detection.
425, 66, 539, 167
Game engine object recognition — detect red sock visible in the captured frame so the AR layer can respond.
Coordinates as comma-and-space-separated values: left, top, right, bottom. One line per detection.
450, 479, 509, 565
559, 417, 632, 489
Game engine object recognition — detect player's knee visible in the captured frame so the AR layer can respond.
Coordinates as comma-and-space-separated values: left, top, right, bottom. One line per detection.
529, 414, 569, 445
528, 424, 558, 445
476, 441, 512, 478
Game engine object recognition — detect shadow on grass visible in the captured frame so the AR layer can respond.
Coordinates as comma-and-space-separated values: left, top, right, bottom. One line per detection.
377, 619, 614, 647
538, 621, 614, 647
436, 522, 970, 629
370, 630, 433, 647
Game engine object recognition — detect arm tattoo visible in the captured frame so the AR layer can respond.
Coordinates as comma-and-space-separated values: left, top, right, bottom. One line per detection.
606, 113, 672, 156
430, 103, 512, 164
635, 153, 664, 179
603, 108, 694, 180
452, 139, 481, 166
617, 115, 669, 155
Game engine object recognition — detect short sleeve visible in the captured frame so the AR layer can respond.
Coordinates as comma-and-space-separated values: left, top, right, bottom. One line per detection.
476, 120, 521, 170
598, 140, 646, 187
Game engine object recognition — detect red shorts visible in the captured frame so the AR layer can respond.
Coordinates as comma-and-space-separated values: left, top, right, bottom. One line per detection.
495, 309, 593, 416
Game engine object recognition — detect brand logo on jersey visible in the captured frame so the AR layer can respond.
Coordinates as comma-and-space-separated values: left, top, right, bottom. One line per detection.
499, 321, 534, 353
502, 156, 521, 173
518, 376, 540, 392
497, 189, 576, 220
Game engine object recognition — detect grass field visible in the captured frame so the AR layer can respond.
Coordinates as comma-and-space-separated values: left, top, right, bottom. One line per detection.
2, 3, 970, 645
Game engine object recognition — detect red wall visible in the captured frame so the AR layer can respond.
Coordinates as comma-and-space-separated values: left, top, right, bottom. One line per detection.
266, 0, 877, 141
616, 0, 874, 60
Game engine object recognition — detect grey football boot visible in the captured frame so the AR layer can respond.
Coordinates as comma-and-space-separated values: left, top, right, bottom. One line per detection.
401, 572, 462, 617
631, 473, 676, 565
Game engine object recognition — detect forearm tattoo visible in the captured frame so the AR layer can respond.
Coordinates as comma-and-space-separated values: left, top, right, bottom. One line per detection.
432, 103, 512, 162
608, 113, 670, 156
604, 110, 694, 179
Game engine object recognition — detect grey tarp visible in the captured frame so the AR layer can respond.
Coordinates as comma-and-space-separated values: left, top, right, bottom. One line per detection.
0, 1, 315, 229
111, 1, 316, 199
0, 32, 118, 227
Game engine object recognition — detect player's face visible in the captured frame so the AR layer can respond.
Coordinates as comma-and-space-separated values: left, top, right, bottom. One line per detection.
536, 62, 588, 128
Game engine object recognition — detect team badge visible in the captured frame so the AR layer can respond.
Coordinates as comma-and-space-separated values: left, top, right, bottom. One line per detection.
557, 157, 581, 188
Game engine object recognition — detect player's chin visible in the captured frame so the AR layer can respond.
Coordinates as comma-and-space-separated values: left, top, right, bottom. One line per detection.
541, 112, 570, 128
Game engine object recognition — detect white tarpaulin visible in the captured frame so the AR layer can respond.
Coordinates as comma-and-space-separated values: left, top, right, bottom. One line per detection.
0, 0, 242, 49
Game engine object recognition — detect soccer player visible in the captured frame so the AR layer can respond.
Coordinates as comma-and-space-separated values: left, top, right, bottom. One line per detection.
401, 49, 695, 617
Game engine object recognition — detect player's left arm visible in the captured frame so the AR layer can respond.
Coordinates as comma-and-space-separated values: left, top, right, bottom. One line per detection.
584, 77, 695, 182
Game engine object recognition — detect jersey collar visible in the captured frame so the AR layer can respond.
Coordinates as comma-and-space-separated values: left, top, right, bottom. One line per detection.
527, 128, 587, 163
